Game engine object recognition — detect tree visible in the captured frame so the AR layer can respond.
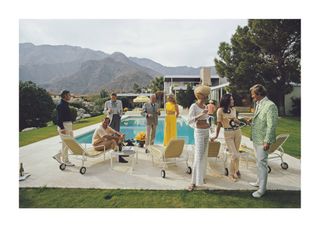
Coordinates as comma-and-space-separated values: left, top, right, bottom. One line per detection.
93, 97, 108, 113
99, 89, 108, 98
215, 19, 301, 115
176, 83, 196, 108
19, 81, 55, 131
155, 91, 164, 108
119, 97, 134, 110
133, 83, 142, 93
149, 76, 164, 93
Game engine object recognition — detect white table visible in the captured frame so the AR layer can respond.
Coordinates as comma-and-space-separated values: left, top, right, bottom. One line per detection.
110, 147, 138, 172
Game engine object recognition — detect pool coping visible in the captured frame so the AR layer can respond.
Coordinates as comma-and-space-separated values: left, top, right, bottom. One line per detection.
75, 115, 193, 145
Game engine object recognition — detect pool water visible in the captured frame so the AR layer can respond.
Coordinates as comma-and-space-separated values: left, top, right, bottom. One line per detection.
76, 116, 195, 144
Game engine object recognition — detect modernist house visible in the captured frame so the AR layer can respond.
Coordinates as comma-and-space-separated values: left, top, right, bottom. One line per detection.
164, 67, 230, 105
164, 68, 219, 95
164, 67, 300, 115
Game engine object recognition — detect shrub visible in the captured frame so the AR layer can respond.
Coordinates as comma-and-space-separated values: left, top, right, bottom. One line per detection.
176, 83, 196, 108
290, 97, 301, 116
19, 81, 55, 131
93, 97, 108, 113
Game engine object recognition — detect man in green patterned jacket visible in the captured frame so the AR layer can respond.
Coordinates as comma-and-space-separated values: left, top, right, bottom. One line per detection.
248, 84, 278, 198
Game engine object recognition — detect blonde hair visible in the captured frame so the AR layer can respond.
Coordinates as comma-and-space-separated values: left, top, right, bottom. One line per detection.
250, 84, 267, 97
194, 85, 211, 99
167, 94, 176, 103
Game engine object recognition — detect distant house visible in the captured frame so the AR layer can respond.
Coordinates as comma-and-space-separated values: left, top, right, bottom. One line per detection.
210, 77, 230, 103
117, 93, 154, 98
50, 93, 61, 104
164, 69, 219, 95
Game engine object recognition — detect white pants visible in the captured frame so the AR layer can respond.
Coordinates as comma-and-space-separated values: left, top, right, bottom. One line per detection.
57, 122, 73, 162
191, 128, 209, 185
253, 143, 268, 193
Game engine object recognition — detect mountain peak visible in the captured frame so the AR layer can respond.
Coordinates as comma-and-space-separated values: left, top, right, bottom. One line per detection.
109, 52, 130, 63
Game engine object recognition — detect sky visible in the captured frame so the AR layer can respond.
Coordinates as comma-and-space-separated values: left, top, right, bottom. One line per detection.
19, 19, 247, 67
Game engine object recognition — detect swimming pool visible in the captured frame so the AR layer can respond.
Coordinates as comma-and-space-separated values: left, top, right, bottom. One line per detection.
76, 116, 195, 144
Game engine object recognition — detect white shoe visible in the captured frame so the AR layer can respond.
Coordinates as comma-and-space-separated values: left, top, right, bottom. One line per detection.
249, 182, 259, 187
252, 191, 265, 198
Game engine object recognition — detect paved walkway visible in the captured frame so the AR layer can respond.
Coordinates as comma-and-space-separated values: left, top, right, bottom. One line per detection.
19, 122, 300, 191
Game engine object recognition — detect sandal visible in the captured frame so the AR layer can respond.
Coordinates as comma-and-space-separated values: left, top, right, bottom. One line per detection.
188, 184, 196, 192
229, 175, 238, 182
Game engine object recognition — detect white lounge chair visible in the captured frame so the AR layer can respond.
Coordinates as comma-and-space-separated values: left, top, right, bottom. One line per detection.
267, 134, 290, 172
237, 134, 290, 173
148, 139, 191, 178
207, 141, 229, 175
58, 135, 112, 174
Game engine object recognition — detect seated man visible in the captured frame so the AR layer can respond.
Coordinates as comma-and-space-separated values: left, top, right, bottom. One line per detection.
92, 117, 128, 163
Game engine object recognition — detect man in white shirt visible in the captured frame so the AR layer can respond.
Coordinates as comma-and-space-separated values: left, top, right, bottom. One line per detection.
104, 93, 123, 132
92, 117, 127, 163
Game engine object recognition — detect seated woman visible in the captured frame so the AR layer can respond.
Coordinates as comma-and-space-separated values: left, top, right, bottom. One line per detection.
92, 117, 127, 163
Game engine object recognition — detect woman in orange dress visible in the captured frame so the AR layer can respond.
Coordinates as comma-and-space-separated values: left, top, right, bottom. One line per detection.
163, 94, 179, 146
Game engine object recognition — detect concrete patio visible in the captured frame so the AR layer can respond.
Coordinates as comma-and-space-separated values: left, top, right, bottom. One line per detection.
19, 123, 300, 191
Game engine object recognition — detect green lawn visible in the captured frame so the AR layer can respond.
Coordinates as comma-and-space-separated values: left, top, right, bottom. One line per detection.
241, 117, 301, 158
19, 115, 105, 147
19, 188, 300, 208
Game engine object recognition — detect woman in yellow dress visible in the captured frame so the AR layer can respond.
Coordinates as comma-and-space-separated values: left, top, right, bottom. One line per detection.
164, 94, 179, 146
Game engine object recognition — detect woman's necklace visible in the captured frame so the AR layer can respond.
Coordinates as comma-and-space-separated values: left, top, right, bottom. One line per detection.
196, 101, 205, 109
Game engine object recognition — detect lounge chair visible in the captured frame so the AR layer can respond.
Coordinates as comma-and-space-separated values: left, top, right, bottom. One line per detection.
207, 141, 229, 175
267, 134, 290, 173
236, 134, 290, 173
148, 139, 191, 178
58, 135, 112, 174
215, 137, 252, 176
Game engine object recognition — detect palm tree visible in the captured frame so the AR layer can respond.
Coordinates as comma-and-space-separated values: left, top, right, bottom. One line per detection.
149, 76, 164, 93
149, 76, 164, 107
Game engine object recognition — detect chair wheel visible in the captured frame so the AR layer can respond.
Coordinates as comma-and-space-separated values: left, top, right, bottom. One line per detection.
80, 167, 86, 175
281, 162, 289, 170
59, 163, 66, 171
186, 166, 192, 174
268, 165, 272, 173
161, 170, 166, 178
224, 168, 229, 176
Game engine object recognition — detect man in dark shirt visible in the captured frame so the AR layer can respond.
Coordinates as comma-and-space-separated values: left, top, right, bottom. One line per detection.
52, 90, 74, 166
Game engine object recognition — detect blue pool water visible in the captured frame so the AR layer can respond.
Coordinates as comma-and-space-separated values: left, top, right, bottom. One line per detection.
76, 116, 195, 144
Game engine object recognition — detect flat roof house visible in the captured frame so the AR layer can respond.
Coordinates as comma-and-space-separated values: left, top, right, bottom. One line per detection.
164, 68, 220, 95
